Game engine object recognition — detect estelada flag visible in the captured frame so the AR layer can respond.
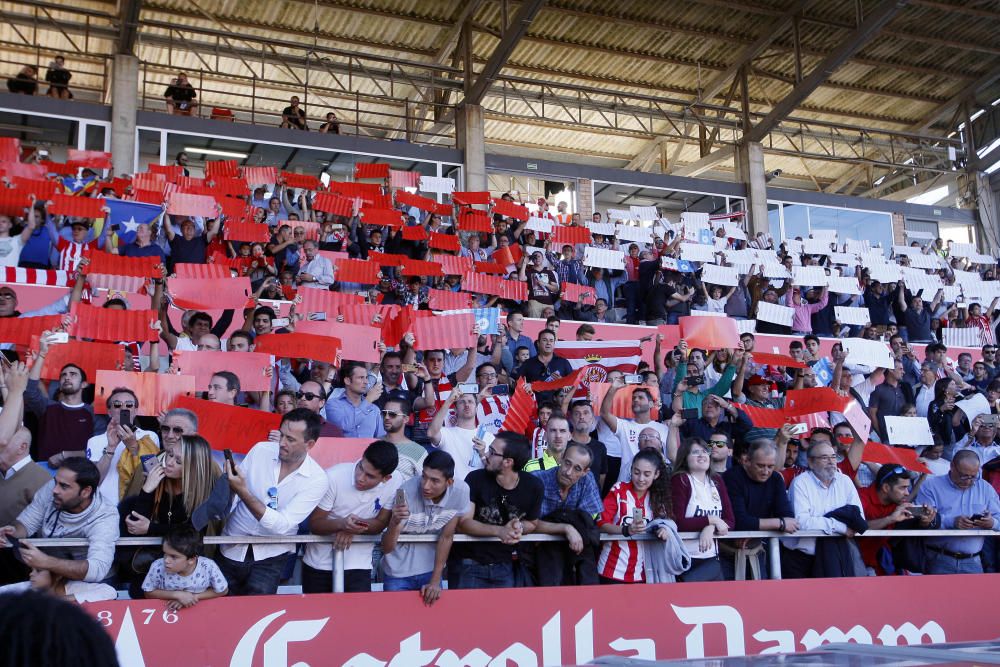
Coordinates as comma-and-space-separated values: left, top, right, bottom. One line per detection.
554, 340, 642, 373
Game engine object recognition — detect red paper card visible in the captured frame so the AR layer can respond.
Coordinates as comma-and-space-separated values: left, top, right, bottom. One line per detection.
84, 250, 162, 279
862, 442, 931, 475
491, 198, 529, 221
363, 251, 406, 268
49, 194, 104, 218
296, 289, 365, 320
173, 263, 230, 280
223, 220, 271, 243
169, 396, 281, 454
293, 321, 382, 363
38, 160, 74, 176
429, 232, 459, 252
67, 149, 112, 169
280, 171, 321, 191
354, 163, 390, 180
401, 225, 428, 241
310, 437, 374, 469
389, 170, 420, 189
460, 272, 503, 297
205, 160, 239, 180
0, 315, 62, 347
0, 190, 33, 217
395, 191, 438, 213
176, 176, 208, 191
748, 352, 807, 369
172, 350, 274, 392
500, 378, 537, 435
334, 258, 380, 284
434, 254, 472, 276
400, 259, 443, 277
785, 387, 850, 416
132, 173, 166, 193
147, 164, 183, 182
132, 189, 166, 206
242, 166, 278, 185
474, 261, 507, 275
433, 202, 452, 216
168, 193, 218, 218
11, 176, 59, 200
411, 312, 475, 350
328, 181, 383, 201
281, 220, 321, 241
168, 277, 251, 310
492, 245, 523, 267
680, 316, 742, 350
313, 193, 354, 218
551, 226, 592, 246
0, 137, 21, 163
94, 370, 196, 415
31, 336, 125, 380
337, 302, 399, 327
70, 304, 157, 342
214, 178, 249, 198
359, 208, 404, 228
428, 288, 472, 311
501, 280, 528, 301
452, 191, 491, 206
253, 332, 342, 365
561, 282, 597, 305
458, 209, 493, 233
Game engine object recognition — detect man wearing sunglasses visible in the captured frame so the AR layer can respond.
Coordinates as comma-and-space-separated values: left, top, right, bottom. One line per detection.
295, 380, 341, 438
917, 450, 1000, 574
858, 465, 938, 575
380, 399, 426, 483
81, 388, 160, 503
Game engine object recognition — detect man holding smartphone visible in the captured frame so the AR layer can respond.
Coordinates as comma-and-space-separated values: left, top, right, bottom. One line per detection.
82, 388, 160, 503
858, 465, 937, 575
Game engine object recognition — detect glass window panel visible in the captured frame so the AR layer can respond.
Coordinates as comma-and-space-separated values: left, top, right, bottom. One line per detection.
768, 202, 781, 241
782, 204, 810, 240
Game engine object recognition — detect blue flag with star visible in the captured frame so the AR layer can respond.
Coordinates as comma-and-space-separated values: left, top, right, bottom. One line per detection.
105, 200, 162, 244
61, 175, 96, 195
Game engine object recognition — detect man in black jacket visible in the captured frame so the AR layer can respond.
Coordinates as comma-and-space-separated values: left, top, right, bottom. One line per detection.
721, 439, 798, 580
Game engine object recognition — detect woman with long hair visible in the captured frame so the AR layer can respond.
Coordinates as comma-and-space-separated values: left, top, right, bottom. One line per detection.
597, 450, 678, 583
117, 435, 221, 596
927, 377, 962, 454
670, 438, 735, 582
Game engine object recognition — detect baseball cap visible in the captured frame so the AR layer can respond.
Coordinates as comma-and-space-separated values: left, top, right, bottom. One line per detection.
747, 375, 769, 386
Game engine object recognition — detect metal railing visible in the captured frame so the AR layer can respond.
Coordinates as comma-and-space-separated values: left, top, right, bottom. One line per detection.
23, 529, 997, 593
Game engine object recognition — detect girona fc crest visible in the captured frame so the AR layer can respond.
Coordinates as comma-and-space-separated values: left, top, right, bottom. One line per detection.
580, 364, 608, 387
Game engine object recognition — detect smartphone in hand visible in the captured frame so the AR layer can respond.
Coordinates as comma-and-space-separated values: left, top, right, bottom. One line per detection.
223, 448, 236, 473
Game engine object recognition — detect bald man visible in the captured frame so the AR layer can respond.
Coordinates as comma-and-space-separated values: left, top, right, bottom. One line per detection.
0, 428, 50, 584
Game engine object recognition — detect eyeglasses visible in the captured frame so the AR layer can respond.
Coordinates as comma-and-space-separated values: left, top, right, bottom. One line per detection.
160, 425, 186, 435
881, 465, 907, 480
267, 486, 278, 510
0, 293, 16, 301
381, 409, 402, 419
689, 449, 710, 458
111, 401, 137, 409
486, 445, 505, 459
809, 455, 837, 463
956, 473, 979, 482
296, 391, 325, 402
477, 373, 498, 380
708, 440, 730, 448
638, 434, 661, 441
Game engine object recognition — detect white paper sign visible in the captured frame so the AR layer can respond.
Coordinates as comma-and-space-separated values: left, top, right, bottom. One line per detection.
810, 229, 838, 241
969, 253, 996, 265
784, 239, 803, 254
866, 263, 902, 283
792, 266, 829, 287
953, 269, 982, 285
903, 253, 941, 270
957, 392, 991, 425
949, 242, 977, 258
587, 222, 616, 237
583, 246, 625, 270
884, 416, 935, 446
701, 263, 740, 287
905, 230, 935, 240
680, 243, 718, 263
829, 252, 859, 266
616, 224, 654, 245
722, 224, 747, 240
629, 205, 659, 221
942, 327, 986, 348
737, 320, 757, 334
755, 301, 794, 327
690, 310, 725, 317
761, 263, 793, 280
842, 338, 893, 369
900, 268, 942, 296
827, 276, 862, 294
835, 306, 871, 326
803, 239, 834, 255
844, 238, 870, 254
418, 176, 455, 194
680, 211, 710, 228
606, 208, 634, 222
525, 216, 553, 234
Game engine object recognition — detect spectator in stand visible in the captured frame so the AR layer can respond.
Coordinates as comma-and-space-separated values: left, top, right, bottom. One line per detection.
523, 412, 571, 472
0, 200, 37, 267
24, 332, 93, 469
7, 65, 37, 94
325, 362, 385, 438
0, 458, 119, 585
598, 449, 686, 583
670, 438, 734, 581
519, 251, 560, 318
917, 450, 1000, 574
964, 298, 1000, 345
381, 450, 468, 603
175, 151, 191, 177
120, 221, 167, 265
297, 240, 334, 289
164, 218, 218, 270
601, 377, 671, 480
516, 329, 572, 402
504, 311, 536, 359
44, 56, 72, 99
787, 287, 828, 336
318, 112, 340, 134
858, 465, 938, 575
868, 359, 907, 441
457, 431, 542, 589
141, 526, 228, 611
954, 414, 1000, 464
306, 441, 399, 593
164, 73, 197, 115
428, 388, 479, 482
218, 409, 328, 596
898, 288, 942, 344
206, 371, 240, 406
567, 400, 607, 490
294, 381, 341, 437
280, 96, 307, 130
784, 438, 865, 578
722, 439, 797, 580
81, 388, 160, 503
379, 399, 426, 482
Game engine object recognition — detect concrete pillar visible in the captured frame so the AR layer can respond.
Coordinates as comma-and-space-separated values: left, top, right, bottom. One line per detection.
975, 171, 1000, 255
577, 178, 593, 219
734, 141, 768, 237
456, 104, 486, 191
890, 212, 906, 247
111, 54, 139, 177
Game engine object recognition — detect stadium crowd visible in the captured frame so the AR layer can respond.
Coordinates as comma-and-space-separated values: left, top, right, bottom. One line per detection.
0, 123, 998, 610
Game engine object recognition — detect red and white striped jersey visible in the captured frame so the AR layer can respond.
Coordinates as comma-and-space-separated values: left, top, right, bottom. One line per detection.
597, 481, 652, 582
476, 395, 509, 435
530, 426, 547, 458
56, 237, 94, 272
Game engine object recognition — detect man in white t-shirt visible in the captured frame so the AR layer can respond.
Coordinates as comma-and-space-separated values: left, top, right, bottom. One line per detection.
428, 387, 481, 482
0, 204, 37, 268
82, 388, 160, 502
306, 441, 399, 593
600, 378, 670, 483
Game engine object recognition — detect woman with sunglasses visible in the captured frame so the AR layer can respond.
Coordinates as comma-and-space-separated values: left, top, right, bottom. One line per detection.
116, 435, 221, 598
671, 438, 735, 582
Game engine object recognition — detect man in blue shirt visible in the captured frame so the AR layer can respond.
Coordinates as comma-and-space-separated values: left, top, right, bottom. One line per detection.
917, 449, 1000, 574
504, 311, 535, 359
325, 362, 385, 438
